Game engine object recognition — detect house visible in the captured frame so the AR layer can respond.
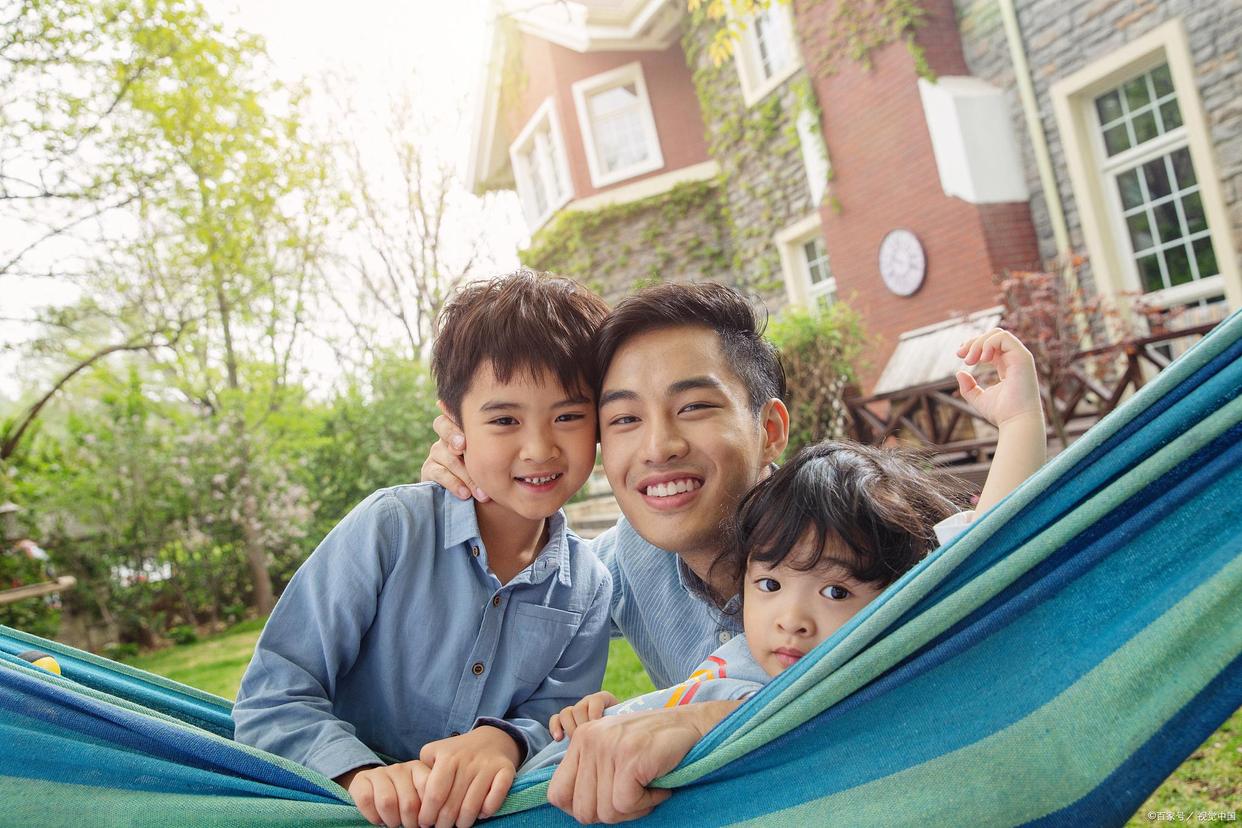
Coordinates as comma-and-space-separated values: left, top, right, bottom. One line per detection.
466, 0, 1240, 391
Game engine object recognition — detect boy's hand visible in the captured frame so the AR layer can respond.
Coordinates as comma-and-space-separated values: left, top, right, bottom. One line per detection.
419, 402, 490, 502
418, 725, 519, 828
550, 690, 618, 741
955, 328, 1043, 428
342, 761, 431, 828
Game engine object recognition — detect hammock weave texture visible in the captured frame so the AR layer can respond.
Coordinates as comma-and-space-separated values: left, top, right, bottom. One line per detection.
3, 310, 1240, 827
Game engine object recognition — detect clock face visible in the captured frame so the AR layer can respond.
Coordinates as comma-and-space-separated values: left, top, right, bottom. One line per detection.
878, 229, 926, 297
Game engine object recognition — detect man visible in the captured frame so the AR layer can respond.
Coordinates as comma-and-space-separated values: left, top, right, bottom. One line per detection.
424, 282, 790, 822
425, 283, 1045, 822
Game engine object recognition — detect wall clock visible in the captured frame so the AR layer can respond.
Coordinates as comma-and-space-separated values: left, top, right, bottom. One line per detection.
878, 229, 926, 297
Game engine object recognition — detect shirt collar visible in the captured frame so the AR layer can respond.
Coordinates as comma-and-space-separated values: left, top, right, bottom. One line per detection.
441, 491, 573, 587
674, 554, 739, 613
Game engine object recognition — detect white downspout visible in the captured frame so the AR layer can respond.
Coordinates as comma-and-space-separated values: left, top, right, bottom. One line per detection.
997, 0, 1072, 260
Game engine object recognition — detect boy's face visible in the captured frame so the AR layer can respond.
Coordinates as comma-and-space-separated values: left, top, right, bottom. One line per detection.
457, 362, 598, 522
598, 325, 787, 559
742, 536, 884, 678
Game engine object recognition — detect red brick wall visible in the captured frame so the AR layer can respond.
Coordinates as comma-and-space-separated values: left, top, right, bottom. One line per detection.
507, 35, 710, 201
793, 0, 1040, 390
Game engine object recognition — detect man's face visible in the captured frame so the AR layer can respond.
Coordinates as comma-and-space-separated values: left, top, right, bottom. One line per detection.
458, 362, 598, 521
598, 325, 786, 557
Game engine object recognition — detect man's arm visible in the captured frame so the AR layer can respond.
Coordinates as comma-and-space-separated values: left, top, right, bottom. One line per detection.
547, 699, 742, 823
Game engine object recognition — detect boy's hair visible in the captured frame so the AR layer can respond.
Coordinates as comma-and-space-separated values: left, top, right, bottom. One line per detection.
592, 282, 786, 415
717, 441, 969, 598
432, 270, 611, 421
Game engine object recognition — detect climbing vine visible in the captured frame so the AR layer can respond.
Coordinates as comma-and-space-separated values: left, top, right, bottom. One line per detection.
688, 0, 933, 81
519, 178, 730, 296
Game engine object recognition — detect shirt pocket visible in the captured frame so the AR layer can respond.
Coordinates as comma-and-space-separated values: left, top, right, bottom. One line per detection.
510, 602, 582, 686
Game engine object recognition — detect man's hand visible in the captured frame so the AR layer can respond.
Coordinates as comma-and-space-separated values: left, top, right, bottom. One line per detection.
955, 328, 1043, 428
418, 725, 520, 828
550, 690, 619, 741
340, 761, 431, 828
419, 404, 489, 502
547, 699, 741, 824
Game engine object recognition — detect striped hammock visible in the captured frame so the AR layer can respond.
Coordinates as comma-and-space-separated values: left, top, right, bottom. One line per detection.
3, 310, 1240, 827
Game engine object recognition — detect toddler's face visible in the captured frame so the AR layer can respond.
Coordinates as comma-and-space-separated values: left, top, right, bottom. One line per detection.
742, 536, 885, 678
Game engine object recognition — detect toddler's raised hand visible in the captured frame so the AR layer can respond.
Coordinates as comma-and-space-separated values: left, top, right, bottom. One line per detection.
549, 690, 618, 741
955, 328, 1043, 428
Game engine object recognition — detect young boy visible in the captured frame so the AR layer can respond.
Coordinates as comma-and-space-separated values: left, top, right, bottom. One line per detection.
233, 271, 614, 828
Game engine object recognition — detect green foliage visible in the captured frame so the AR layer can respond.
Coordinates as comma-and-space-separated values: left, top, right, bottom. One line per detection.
168, 624, 198, 645
0, 552, 61, 638
520, 178, 728, 290
767, 301, 868, 455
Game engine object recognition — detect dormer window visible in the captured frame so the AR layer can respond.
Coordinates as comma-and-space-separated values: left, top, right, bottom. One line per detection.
509, 98, 573, 230
572, 62, 664, 188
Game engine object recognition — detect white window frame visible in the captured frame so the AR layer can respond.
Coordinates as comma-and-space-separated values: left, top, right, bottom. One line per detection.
509, 97, 574, 231
571, 62, 664, 189
1050, 20, 1240, 311
731, 1, 802, 107
795, 107, 830, 205
776, 213, 835, 307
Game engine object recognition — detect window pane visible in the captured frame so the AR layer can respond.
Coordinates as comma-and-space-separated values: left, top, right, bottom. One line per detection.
1132, 110, 1159, 144
1123, 76, 1151, 110
1160, 99, 1183, 130
1103, 124, 1131, 156
1193, 237, 1219, 279
1170, 147, 1195, 189
753, 6, 793, 80
1117, 169, 1144, 210
1153, 201, 1181, 244
1151, 64, 1174, 97
1181, 191, 1207, 234
588, 83, 650, 174
1164, 243, 1192, 286
524, 143, 548, 217
1126, 212, 1154, 252
1137, 253, 1164, 292
803, 238, 830, 284
1095, 90, 1123, 125
1143, 157, 1172, 199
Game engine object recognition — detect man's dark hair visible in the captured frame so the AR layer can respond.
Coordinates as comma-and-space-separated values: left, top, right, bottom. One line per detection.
716, 441, 970, 599
432, 269, 610, 421
592, 282, 786, 414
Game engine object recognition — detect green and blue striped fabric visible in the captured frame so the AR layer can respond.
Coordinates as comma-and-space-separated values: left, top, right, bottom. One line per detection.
3, 309, 1240, 827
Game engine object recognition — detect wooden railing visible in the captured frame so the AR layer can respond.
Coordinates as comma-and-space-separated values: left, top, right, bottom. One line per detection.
844, 322, 1218, 473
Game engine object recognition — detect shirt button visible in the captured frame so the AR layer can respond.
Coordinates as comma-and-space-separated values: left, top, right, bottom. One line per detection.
491, 595, 502, 607
472, 662, 485, 676
471, 545, 480, 557
718, 631, 732, 644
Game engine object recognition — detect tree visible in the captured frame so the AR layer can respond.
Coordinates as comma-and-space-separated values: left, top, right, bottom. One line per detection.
2, 0, 334, 614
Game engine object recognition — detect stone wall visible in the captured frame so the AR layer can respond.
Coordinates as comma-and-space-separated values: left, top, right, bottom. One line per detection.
955, 0, 1242, 273
519, 178, 731, 306
681, 11, 822, 306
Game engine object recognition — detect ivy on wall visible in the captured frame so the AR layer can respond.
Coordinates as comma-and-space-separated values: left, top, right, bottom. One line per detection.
689, 0, 933, 81
518, 178, 730, 296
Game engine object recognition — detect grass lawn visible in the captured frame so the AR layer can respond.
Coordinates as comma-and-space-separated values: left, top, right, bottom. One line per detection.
124, 619, 1238, 822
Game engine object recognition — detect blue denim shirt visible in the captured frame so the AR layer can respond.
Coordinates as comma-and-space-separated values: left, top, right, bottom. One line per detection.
232, 484, 612, 780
